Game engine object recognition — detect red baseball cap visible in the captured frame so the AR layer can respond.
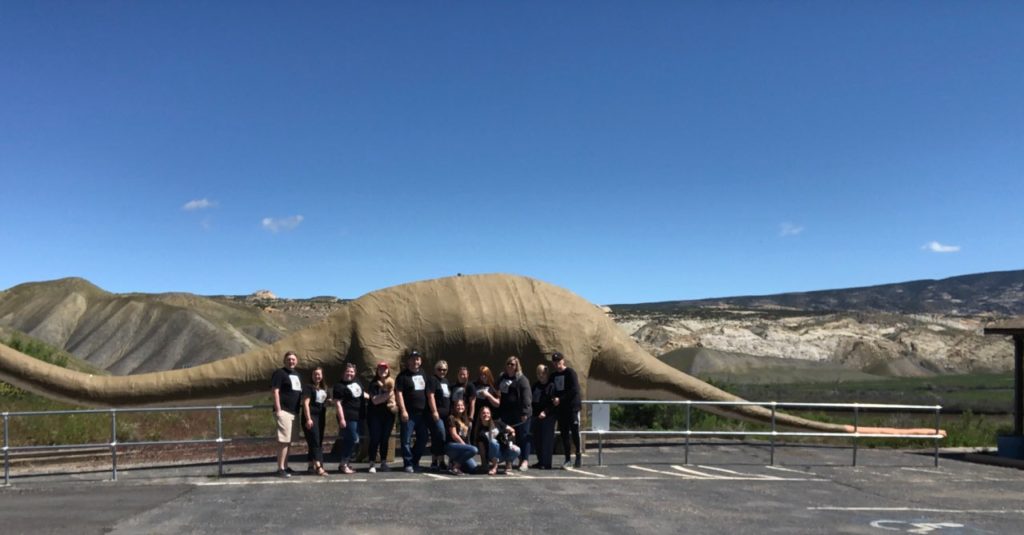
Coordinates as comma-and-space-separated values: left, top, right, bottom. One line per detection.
377, 361, 389, 369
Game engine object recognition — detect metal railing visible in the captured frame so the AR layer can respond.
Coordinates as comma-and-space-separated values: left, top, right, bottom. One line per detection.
581, 400, 944, 467
2, 404, 272, 485
2, 400, 944, 485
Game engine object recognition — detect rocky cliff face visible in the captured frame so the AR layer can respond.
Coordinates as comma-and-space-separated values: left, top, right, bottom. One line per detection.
615, 310, 1013, 375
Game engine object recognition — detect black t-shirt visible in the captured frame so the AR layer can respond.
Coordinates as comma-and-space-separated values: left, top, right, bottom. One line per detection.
367, 379, 391, 417
497, 372, 532, 421
301, 384, 328, 419
333, 379, 365, 423
396, 369, 428, 413
427, 375, 452, 420
550, 367, 581, 412
452, 381, 476, 408
271, 367, 302, 415
472, 380, 498, 414
532, 380, 555, 417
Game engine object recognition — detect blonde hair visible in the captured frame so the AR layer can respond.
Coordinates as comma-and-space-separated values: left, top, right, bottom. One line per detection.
505, 355, 521, 376
536, 364, 548, 381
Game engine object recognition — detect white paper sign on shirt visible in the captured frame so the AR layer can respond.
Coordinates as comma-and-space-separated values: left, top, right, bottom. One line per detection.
288, 375, 301, 391
315, 389, 327, 404
412, 375, 426, 391
553, 375, 565, 391
500, 380, 512, 394
347, 382, 363, 398
440, 383, 450, 398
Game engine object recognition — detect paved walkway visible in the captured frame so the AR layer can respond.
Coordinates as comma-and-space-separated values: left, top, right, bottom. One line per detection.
3, 441, 1022, 534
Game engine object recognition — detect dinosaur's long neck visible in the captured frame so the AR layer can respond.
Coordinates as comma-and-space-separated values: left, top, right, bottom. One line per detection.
0, 311, 352, 407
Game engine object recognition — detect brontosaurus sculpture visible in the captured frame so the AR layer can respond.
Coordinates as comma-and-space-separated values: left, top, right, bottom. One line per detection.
0, 274, 940, 435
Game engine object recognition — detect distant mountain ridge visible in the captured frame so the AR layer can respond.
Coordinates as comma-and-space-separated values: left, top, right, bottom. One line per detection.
610, 269, 1024, 315
0, 277, 342, 374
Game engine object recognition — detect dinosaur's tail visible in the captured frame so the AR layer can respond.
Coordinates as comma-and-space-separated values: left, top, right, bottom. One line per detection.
592, 335, 945, 437
0, 312, 353, 407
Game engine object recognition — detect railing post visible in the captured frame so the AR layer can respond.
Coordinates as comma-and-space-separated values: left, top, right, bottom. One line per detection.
3, 412, 9, 486
770, 403, 776, 466
934, 407, 941, 468
852, 404, 859, 467
110, 409, 118, 481
598, 432, 603, 466
684, 402, 691, 465
217, 406, 224, 477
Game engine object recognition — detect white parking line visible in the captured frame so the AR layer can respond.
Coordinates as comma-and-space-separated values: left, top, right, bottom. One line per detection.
764, 465, 819, 476
899, 467, 944, 474
696, 465, 781, 480
422, 473, 448, 480
565, 468, 607, 478
808, 507, 1024, 515
628, 465, 705, 479
670, 465, 720, 478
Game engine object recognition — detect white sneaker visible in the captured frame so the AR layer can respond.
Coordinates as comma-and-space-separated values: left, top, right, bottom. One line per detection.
518, 460, 529, 471
368, 464, 376, 474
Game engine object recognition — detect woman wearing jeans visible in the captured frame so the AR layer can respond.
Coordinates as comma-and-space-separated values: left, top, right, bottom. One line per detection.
366, 362, 396, 473
476, 406, 519, 475
445, 398, 478, 475
333, 363, 366, 474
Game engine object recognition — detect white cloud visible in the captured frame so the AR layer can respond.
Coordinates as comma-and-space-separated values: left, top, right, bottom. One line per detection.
923, 241, 960, 253
261, 215, 304, 233
182, 198, 216, 211
779, 222, 804, 237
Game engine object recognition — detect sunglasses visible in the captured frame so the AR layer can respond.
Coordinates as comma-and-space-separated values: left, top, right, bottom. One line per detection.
437, 368, 448, 372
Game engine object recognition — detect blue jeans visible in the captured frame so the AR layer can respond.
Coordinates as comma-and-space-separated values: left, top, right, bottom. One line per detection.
512, 417, 531, 463
430, 417, 447, 457
339, 420, 360, 463
400, 412, 429, 468
445, 442, 478, 472
486, 438, 520, 464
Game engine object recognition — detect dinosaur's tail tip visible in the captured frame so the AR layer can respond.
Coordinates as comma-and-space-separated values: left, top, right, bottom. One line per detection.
843, 424, 947, 438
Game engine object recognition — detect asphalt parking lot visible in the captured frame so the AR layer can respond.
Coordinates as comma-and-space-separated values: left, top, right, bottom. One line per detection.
2, 441, 1022, 534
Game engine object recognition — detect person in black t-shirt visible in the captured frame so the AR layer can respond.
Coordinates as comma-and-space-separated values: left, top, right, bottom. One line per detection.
531, 363, 557, 470
426, 359, 453, 471
333, 363, 367, 474
366, 362, 396, 473
270, 351, 302, 478
497, 355, 532, 470
395, 349, 430, 472
452, 366, 477, 422
550, 352, 582, 469
301, 367, 328, 476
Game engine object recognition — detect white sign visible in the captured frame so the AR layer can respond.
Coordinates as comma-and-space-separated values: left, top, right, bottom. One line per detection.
591, 403, 610, 432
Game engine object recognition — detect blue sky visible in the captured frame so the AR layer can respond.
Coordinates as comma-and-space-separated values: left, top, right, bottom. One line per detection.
1, 2, 1022, 304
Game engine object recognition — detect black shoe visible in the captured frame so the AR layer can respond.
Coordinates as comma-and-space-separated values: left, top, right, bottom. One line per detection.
284, 467, 296, 474
574, 456, 582, 468
276, 469, 292, 478
438, 460, 448, 471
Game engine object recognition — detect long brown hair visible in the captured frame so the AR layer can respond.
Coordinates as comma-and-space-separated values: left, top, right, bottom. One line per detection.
477, 365, 495, 387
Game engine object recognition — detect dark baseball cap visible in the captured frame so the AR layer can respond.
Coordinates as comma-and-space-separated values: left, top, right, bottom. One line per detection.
551, 352, 564, 362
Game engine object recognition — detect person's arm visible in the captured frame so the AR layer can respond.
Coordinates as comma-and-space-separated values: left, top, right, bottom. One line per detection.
467, 395, 476, 422
427, 379, 440, 422
303, 396, 313, 430
448, 422, 464, 444
335, 399, 346, 429
272, 388, 282, 414
396, 383, 409, 423
519, 377, 532, 422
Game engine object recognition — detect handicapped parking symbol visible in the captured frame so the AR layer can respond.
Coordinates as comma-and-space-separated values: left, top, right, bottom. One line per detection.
870, 520, 965, 533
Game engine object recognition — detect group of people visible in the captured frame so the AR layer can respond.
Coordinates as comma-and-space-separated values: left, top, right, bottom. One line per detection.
270, 349, 583, 477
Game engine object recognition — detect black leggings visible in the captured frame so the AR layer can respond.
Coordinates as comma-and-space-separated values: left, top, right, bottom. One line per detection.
303, 413, 326, 464
557, 410, 581, 459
